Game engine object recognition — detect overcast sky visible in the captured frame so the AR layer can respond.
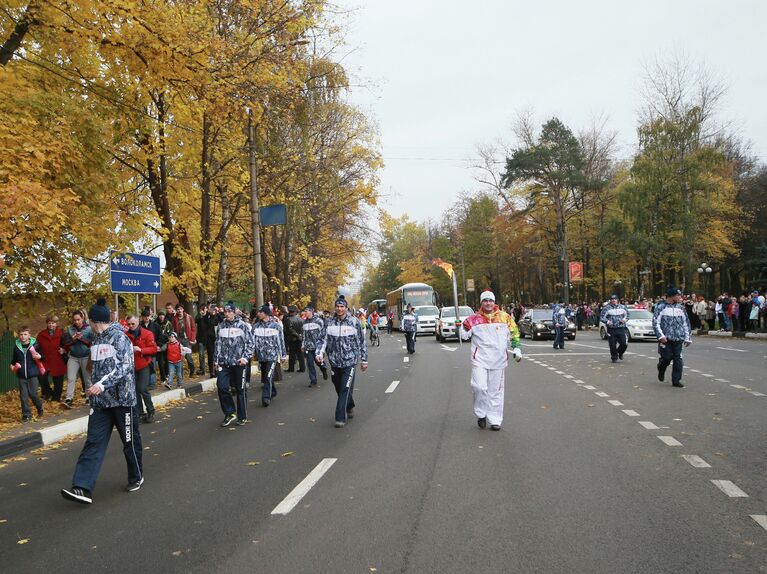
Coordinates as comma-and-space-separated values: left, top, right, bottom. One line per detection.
335, 0, 767, 223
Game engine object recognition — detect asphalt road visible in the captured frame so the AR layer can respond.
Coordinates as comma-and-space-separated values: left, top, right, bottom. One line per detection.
0, 330, 765, 573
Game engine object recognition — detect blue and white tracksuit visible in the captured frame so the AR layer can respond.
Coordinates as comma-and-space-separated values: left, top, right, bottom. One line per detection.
552, 305, 568, 348
252, 318, 286, 404
653, 301, 692, 385
317, 312, 368, 424
402, 312, 417, 353
601, 303, 629, 360
214, 317, 255, 420
302, 315, 327, 385
72, 323, 142, 492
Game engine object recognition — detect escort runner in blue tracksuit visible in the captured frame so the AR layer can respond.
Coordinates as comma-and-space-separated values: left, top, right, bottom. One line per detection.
552, 301, 568, 349
653, 287, 692, 387
601, 294, 629, 362
301, 305, 328, 387
62, 297, 143, 505
252, 304, 287, 407
402, 306, 417, 354
316, 295, 368, 428
214, 302, 255, 427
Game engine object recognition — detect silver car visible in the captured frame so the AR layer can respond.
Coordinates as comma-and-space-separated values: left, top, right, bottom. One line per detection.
436, 306, 474, 341
599, 307, 657, 342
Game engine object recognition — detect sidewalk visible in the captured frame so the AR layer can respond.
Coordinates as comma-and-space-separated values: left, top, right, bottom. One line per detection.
0, 372, 219, 458
698, 329, 767, 340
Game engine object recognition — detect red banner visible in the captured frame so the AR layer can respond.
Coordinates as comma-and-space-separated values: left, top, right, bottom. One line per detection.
569, 262, 583, 282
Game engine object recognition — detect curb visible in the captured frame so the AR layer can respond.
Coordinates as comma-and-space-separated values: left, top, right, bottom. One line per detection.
0, 375, 220, 459
698, 330, 767, 340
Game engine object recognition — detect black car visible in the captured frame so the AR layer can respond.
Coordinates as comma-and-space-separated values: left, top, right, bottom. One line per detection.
519, 308, 576, 340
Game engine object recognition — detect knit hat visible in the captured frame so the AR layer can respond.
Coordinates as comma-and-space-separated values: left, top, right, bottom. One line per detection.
304, 304, 315, 312
88, 297, 111, 323
610, 293, 619, 300
224, 301, 236, 312
666, 287, 682, 297
335, 295, 348, 307
168, 331, 178, 339
259, 304, 272, 316
480, 290, 495, 302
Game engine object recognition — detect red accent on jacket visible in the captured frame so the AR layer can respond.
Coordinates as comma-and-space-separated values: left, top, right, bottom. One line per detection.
36, 328, 67, 377
126, 327, 158, 371
166, 341, 182, 363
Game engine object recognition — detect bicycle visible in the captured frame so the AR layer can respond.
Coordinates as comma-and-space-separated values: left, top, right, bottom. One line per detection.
370, 326, 381, 347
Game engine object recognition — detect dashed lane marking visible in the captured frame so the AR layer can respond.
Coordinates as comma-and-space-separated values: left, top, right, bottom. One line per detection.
638, 421, 659, 430
563, 374, 574, 379
555, 370, 565, 374
751, 515, 767, 531
608, 400, 624, 406
715, 346, 747, 353
583, 385, 596, 390
622, 409, 640, 417
681, 455, 711, 468
715, 378, 729, 383
748, 391, 766, 397
730, 384, 747, 389
689, 369, 701, 373
595, 391, 609, 398
403, 357, 409, 363
700, 373, 714, 378
385, 380, 400, 393
658, 436, 683, 446
574, 379, 586, 384
711, 480, 749, 498
524, 352, 605, 356
271, 458, 338, 515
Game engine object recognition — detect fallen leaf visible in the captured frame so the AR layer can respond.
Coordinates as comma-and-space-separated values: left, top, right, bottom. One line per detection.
247, 461, 260, 466
196, 416, 203, 420
19, 483, 27, 487
281, 451, 295, 457
172, 550, 182, 556
0, 519, 7, 523
17, 539, 29, 545
309, 418, 316, 422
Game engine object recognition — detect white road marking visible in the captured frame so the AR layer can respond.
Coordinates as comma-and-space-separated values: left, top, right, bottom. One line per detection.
555, 370, 565, 375
730, 384, 747, 389
714, 378, 729, 383
751, 515, 767, 531
638, 421, 659, 430
574, 379, 585, 384
524, 352, 605, 356
749, 391, 766, 397
403, 357, 409, 363
681, 455, 711, 468
440, 345, 457, 352
711, 480, 749, 498
715, 346, 747, 353
401, 346, 406, 350
608, 400, 624, 406
689, 369, 700, 373
547, 367, 556, 371
271, 458, 338, 515
700, 373, 714, 378
385, 380, 400, 393
622, 409, 640, 417
595, 391, 609, 398
570, 342, 613, 351
658, 436, 682, 446
583, 385, 596, 390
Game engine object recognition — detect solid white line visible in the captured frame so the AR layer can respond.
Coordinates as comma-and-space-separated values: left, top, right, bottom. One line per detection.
271, 458, 338, 515
711, 480, 749, 498
751, 515, 767, 531
583, 385, 596, 390
730, 384, 747, 389
524, 352, 605, 356
385, 380, 400, 393
715, 346, 747, 353
403, 356, 409, 363
622, 409, 640, 417
749, 391, 766, 397
638, 421, 659, 430
595, 391, 609, 398
570, 342, 611, 350
658, 436, 683, 446
607, 399, 623, 406
681, 455, 711, 468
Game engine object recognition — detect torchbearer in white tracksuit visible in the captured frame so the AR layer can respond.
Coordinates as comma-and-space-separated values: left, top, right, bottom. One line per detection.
460, 290, 522, 431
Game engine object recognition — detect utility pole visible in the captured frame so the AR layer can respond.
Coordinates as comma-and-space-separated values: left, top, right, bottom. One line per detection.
247, 113, 265, 307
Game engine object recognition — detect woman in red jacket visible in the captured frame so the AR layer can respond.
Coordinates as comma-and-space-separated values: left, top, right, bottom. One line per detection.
36, 315, 68, 402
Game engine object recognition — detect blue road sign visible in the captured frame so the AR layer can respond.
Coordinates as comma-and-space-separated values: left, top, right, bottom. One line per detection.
109, 250, 162, 294
110, 251, 161, 275
260, 204, 287, 227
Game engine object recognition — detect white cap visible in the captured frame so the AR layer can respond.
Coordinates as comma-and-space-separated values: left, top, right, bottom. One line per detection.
480, 290, 495, 302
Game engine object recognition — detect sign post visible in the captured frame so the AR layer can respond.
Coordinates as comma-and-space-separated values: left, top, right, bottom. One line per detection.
110, 250, 162, 320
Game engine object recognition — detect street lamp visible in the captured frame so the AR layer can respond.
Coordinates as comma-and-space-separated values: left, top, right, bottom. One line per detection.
697, 262, 712, 299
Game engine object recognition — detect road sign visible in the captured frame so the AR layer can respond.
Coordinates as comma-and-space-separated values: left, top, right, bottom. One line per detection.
260, 204, 287, 227
109, 250, 161, 294
466, 279, 475, 292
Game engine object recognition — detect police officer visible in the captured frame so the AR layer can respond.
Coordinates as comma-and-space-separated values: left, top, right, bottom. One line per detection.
601, 294, 629, 363
653, 287, 692, 388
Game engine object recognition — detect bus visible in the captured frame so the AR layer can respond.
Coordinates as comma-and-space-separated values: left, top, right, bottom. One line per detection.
386, 283, 437, 330
367, 299, 388, 327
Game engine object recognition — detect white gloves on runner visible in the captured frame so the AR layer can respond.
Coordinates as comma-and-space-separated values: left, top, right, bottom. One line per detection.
511, 348, 522, 363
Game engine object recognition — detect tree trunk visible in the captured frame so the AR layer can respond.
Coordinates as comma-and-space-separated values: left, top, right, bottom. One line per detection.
0, 3, 39, 66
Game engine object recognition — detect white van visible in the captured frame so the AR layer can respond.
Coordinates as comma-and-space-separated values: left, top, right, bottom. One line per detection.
413, 305, 439, 334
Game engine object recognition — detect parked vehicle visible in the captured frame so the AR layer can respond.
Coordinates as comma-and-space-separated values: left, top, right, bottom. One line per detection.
414, 305, 439, 334
599, 308, 657, 342
519, 308, 576, 340
435, 306, 474, 341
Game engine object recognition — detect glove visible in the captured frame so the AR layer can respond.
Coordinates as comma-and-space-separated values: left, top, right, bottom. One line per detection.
511, 348, 522, 363
10, 362, 21, 374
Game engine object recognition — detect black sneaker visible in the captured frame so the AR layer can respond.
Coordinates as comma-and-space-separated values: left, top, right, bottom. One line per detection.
321, 369, 328, 381
346, 409, 354, 419
262, 398, 270, 407
490, 425, 501, 431
63, 399, 73, 409
145, 412, 155, 423
657, 368, 665, 382
477, 417, 487, 429
220, 413, 237, 427
21, 415, 32, 423
611, 358, 617, 363
618, 353, 624, 360
672, 382, 685, 388
62, 486, 92, 504
126, 477, 144, 492
236, 419, 248, 426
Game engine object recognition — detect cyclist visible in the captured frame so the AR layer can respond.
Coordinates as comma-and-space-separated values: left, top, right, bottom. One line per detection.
367, 309, 380, 342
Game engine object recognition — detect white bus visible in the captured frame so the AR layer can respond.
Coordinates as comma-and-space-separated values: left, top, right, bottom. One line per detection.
386, 283, 437, 330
